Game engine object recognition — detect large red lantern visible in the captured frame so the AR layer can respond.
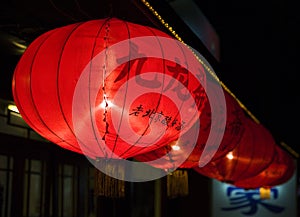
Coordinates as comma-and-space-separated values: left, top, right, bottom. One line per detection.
12, 18, 208, 161
234, 145, 295, 189
193, 117, 276, 184
134, 76, 246, 169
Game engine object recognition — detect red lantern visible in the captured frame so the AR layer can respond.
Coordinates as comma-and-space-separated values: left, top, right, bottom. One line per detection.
193, 117, 276, 184
234, 146, 295, 189
134, 77, 246, 169
12, 18, 208, 160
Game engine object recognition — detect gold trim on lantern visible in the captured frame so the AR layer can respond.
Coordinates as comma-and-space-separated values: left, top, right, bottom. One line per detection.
139, 0, 299, 159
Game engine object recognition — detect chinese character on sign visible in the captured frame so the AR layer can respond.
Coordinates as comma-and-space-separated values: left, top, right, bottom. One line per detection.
222, 186, 284, 215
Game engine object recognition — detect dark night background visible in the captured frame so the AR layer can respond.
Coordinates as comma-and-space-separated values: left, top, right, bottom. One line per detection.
197, 0, 299, 157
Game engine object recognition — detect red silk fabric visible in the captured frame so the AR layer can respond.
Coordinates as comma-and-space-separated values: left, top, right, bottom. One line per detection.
194, 117, 276, 183
234, 145, 295, 189
12, 18, 207, 159
134, 78, 246, 169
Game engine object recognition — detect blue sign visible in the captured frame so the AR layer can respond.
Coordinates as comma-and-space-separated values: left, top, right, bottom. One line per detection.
222, 187, 284, 215
212, 172, 296, 217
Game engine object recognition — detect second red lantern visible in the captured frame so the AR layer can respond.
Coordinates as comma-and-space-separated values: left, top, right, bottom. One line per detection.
134, 76, 246, 170
194, 117, 277, 184
234, 145, 295, 189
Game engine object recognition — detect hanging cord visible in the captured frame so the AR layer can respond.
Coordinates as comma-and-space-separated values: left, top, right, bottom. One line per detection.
95, 22, 126, 197
101, 20, 111, 156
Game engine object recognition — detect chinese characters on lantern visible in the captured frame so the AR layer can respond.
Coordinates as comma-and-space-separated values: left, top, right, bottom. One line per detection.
129, 104, 185, 131
114, 42, 207, 110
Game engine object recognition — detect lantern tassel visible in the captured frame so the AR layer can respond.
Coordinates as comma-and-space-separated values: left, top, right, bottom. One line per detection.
167, 169, 189, 198
94, 158, 125, 198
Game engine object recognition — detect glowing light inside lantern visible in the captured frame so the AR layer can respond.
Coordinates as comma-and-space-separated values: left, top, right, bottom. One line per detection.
171, 144, 181, 151
99, 94, 114, 109
99, 100, 114, 109
226, 151, 234, 160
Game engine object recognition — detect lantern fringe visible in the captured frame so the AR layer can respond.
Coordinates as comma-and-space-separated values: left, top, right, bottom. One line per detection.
94, 158, 125, 198
167, 170, 189, 198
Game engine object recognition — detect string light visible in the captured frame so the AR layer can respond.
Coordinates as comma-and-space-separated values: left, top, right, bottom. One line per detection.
140, 0, 259, 124
226, 152, 234, 160
140, 0, 299, 159
171, 144, 181, 151
280, 141, 299, 158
